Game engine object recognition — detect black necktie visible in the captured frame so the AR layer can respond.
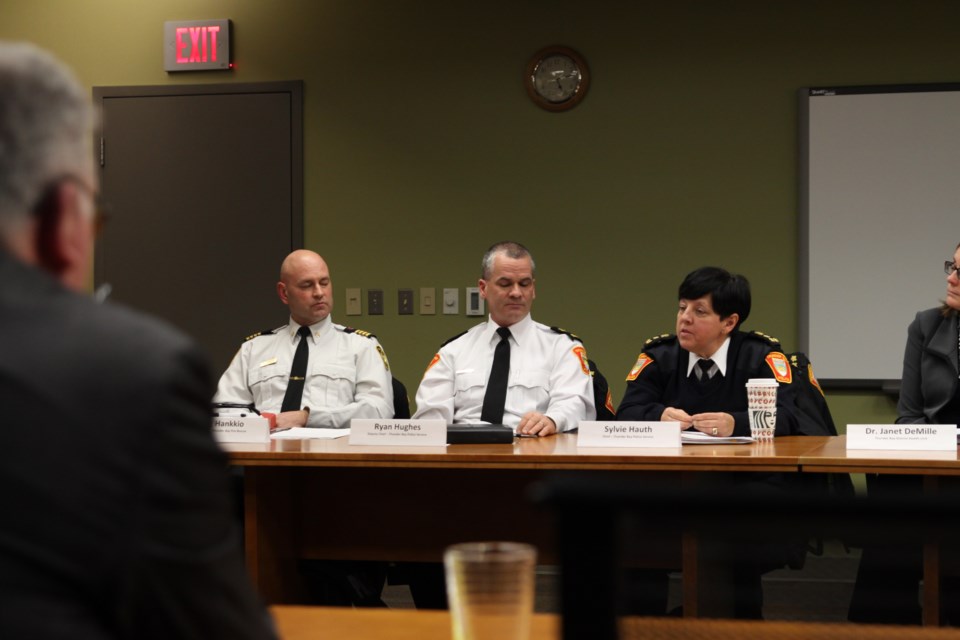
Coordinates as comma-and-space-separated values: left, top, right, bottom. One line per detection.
480, 327, 512, 424
695, 358, 716, 382
280, 326, 312, 412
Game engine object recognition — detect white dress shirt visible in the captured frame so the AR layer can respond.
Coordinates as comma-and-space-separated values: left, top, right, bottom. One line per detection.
412, 314, 595, 432
214, 315, 393, 428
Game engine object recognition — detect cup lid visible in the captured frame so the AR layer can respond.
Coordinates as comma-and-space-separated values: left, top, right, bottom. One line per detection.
746, 378, 779, 386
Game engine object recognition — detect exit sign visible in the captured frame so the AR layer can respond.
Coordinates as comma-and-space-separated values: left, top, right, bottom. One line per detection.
164, 19, 231, 72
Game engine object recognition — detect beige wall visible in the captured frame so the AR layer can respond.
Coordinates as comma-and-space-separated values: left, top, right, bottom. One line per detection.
4, 1, 959, 425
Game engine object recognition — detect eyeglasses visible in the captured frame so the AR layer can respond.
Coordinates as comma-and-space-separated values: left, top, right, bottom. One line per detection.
31, 175, 110, 237
944, 261, 960, 277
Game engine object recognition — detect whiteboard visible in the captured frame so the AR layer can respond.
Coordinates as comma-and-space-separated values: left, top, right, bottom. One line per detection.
799, 84, 960, 387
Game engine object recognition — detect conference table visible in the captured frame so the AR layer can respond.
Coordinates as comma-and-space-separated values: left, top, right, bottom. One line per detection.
271, 605, 960, 639
224, 434, 960, 625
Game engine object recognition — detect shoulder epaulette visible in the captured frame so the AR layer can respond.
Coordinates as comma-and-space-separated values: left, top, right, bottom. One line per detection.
745, 330, 782, 347
440, 330, 469, 348
244, 329, 276, 342
550, 326, 583, 343
341, 327, 377, 339
643, 333, 676, 348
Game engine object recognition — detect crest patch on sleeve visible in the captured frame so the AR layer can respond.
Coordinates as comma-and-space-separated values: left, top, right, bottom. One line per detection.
425, 353, 440, 374
572, 345, 590, 375
626, 353, 653, 381
764, 352, 793, 384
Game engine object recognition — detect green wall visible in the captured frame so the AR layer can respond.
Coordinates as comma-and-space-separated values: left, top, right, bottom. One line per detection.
3, 1, 955, 426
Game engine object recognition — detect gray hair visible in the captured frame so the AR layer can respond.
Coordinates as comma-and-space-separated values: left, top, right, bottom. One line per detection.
0, 41, 94, 235
480, 241, 536, 279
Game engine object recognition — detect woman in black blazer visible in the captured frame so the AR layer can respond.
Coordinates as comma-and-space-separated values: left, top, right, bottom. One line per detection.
849, 245, 960, 625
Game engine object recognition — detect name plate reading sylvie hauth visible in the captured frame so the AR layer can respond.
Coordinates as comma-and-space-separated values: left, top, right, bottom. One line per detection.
212, 416, 270, 444
846, 424, 957, 451
578, 421, 681, 448
349, 419, 447, 446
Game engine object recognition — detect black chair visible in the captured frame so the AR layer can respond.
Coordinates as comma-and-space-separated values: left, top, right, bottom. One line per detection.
532, 474, 960, 639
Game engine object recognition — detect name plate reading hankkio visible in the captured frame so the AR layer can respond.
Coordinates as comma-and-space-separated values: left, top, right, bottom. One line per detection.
846, 424, 957, 451
578, 421, 681, 448
349, 419, 446, 446
212, 416, 270, 444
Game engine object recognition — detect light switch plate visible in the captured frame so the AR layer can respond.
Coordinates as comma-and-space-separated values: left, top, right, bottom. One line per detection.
443, 288, 459, 315
345, 288, 361, 315
368, 289, 383, 315
398, 289, 414, 315
420, 287, 436, 315
465, 286, 484, 316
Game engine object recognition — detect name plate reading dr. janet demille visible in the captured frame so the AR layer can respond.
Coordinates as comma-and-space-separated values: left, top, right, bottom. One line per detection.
349, 419, 447, 446
578, 421, 681, 448
846, 424, 957, 451
212, 416, 270, 444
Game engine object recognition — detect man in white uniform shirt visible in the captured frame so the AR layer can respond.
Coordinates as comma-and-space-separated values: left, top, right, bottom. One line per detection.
215, 249, 393, 429
414, 241, 595, 436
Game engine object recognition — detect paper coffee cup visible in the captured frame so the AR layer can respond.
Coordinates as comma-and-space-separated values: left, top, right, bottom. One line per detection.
746, 378, 778, 441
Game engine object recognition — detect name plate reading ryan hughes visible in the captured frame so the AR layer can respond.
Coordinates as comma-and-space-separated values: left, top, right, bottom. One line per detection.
846, 423, 957, 451
578, 421, 681, 448
211, 416, 270, 444
349, 419, 447, 446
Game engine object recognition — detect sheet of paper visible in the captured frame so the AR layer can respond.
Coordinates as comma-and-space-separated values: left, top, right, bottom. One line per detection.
270, 427, 350, 440
681, 431, 754, 445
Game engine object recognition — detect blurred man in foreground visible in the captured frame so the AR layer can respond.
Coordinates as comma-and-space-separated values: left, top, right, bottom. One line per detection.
0, 41, 275, 639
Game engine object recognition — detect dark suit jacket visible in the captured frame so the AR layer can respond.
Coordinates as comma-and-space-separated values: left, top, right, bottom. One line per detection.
0, 251, 275, 639
897, 307, 959, 424
616, 330, 801, 437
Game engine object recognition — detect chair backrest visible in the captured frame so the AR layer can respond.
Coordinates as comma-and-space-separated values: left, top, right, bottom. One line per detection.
532, 475, 960, 639
392, 377, 411, 419
588, 359, 616, 420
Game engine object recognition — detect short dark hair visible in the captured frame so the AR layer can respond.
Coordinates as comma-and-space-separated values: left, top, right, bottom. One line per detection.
678, 266, 751, 329
481, 241, 535, 279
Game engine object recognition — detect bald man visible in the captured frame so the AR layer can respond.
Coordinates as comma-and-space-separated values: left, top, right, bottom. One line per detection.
215, 250, 393, 429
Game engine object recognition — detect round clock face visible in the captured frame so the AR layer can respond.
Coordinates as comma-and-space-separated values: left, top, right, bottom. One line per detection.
525, 46, 589, 112
533, 54, 582, 103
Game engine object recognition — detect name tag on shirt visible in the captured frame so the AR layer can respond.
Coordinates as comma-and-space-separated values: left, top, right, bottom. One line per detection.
578, 421, 681, 448
212, 416, 270, 443
846, 424, 957, 451
350, 419, 447, 446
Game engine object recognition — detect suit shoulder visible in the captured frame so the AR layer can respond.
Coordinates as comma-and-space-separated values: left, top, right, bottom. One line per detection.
641, 333, 677, 352
339, 325, 378, 340
243, 327, 279, 343
440, 329, 470, 348
742, 330, 783, 349
548, 325, 584, 344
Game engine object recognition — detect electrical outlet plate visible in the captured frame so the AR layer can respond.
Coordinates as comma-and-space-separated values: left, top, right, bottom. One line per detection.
420, 287, 436, 315
465, 286, 484, 316
398, 289, 414, 315
443, 288, 459, 315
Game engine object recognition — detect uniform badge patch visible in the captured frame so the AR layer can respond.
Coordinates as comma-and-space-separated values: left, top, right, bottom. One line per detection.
572, 346, 590, 376
808, 363, 824, 397
765, 352, 793, 384
425, 353, 440, 373
376, 345, 390, 372
626, 354, 653, 381
604, 390, 616, 416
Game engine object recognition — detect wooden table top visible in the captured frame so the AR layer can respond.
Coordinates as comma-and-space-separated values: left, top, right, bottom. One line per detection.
271, 606, 960, 639
223, 434, 831, 473
800, 435, 960, 475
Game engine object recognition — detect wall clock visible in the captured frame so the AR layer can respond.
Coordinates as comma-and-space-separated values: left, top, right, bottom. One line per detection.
524, 46, 589, 112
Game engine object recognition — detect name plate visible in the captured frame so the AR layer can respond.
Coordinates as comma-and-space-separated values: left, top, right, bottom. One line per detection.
349, 419, 446, 446
212, 416, 270, 443
846, 424, 957, 451
577, 421, 681, 448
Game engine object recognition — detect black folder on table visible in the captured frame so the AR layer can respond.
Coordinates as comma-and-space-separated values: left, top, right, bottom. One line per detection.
446, 424, 515, 444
